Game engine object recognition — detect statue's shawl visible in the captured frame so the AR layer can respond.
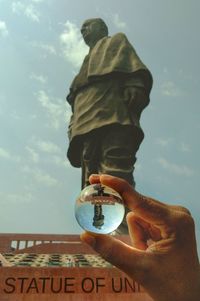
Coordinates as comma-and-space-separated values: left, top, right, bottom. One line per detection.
68, 33, 152, 103
88, 33, 151, 87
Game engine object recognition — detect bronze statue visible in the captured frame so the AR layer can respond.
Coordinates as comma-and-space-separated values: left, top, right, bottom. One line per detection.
66, 18, 153, 233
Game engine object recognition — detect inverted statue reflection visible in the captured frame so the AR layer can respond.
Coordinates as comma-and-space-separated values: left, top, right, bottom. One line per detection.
75, 184, 125, 234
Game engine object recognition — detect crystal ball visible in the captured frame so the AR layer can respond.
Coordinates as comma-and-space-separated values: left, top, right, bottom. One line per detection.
75, 183, 125, 234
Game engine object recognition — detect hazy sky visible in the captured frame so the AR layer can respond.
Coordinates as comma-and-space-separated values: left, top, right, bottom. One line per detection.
0, 0, 200, 252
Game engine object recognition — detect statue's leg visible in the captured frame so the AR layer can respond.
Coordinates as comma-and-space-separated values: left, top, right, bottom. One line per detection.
81, 132, 100, 189
99, 125, 139, 185
98, 125, 141, 234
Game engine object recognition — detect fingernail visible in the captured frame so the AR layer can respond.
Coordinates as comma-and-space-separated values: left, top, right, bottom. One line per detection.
89, 174, 100, 180
80, 232, 96, 248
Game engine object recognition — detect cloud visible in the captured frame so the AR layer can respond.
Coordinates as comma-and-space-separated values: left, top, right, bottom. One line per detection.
155, 138, 172, 147
34, 139, 62, 154
30, 73, 47, 84
0, 93, 6, 116
10, 111, 21, 120
31, 41, 56, 55
60, 21, 88, 69
22, 165, 59, 187
0, 147, 11, 159
135, 162, 142, 172
33, 169, 59, 186
180, 142, 191, 153
0, 147, 20, 163
161, 81, 182, 97
31, 0, 44, 2
27, 137, 69, 168
12, 1, 40, 22
158, 157, 194, 177
0, 191, 34, 205
51, 154, 70, 168
156, 138, 191, 153
37, 90, 70, 130
26, 146, 40, 163
111, 13, 127, 29
0, 20, 9, 37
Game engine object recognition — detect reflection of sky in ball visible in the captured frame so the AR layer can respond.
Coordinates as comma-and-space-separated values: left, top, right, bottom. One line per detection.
75, 184, 125, 234
75, 202, 125, 234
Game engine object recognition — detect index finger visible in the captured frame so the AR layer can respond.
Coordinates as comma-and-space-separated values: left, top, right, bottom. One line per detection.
89, 174, 171, 227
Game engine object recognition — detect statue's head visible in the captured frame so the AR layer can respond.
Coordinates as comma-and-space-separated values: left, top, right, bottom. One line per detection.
81, 18, 108, 48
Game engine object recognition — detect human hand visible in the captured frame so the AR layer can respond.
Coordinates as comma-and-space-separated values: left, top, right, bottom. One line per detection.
81, 174, 200, 301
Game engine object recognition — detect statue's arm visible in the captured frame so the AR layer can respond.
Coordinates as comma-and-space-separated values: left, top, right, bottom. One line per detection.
123, 75, 150, 116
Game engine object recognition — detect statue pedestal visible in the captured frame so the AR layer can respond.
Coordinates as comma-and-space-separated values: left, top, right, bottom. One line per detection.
0, 234, 153, 300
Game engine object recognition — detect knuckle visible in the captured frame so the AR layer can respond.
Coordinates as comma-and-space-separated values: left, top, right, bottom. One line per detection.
173, 205, 191, 216
175, 211, 195, 229
179, 206, 191, 216
137, 195, 169, 219
95, 241, 113, 262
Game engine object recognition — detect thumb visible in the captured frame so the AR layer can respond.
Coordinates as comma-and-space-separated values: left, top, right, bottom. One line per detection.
80, 232, 146, 280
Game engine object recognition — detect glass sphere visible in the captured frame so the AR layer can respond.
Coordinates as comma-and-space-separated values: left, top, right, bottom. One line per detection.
75, 183, 125, 234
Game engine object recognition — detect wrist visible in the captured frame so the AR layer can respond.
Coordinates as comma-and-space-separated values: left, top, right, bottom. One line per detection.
152, 268, 200, 301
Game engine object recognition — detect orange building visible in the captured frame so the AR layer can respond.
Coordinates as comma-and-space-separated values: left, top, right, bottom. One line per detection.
0, 233, 152, 300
